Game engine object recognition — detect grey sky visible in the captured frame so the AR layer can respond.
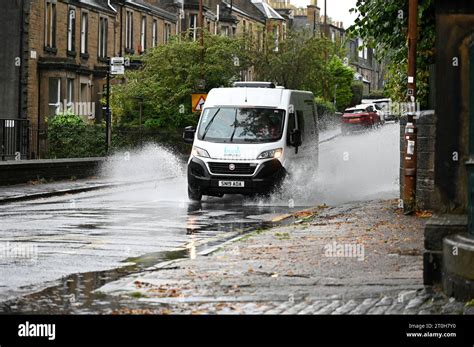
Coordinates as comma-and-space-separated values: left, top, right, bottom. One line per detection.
290, 0, 359, 29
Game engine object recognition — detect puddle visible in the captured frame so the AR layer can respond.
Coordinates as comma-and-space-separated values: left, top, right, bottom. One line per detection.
0, 216, 278, 314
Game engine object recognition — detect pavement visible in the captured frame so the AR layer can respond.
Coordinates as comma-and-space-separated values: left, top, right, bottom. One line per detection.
83, 199, 473, 315
0, 178, 119, 204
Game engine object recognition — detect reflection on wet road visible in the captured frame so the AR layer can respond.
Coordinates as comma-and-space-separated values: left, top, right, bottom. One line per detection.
0, 180, 298, 306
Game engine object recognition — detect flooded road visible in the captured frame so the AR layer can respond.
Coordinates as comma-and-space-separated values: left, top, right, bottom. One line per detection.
0, 124, 400, 313
0, 183, 299, 305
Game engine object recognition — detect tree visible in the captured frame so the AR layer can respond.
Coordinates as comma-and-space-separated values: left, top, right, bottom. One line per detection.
327, 56, 355, 111
348, 0, 435, 108
253, 29, 354, 109
111, 33, 252, 129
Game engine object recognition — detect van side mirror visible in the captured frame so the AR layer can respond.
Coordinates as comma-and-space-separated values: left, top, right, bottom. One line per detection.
290, 128, 302, 147
183, 126, 196, 144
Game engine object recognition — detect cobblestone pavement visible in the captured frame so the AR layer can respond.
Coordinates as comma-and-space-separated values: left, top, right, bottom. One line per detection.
93, 199, 473, 315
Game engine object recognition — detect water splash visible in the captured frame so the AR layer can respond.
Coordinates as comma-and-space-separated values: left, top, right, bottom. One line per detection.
248, 123, 400, 207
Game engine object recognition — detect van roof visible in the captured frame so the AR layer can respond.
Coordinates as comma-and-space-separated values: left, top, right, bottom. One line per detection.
204, 87, 313, 108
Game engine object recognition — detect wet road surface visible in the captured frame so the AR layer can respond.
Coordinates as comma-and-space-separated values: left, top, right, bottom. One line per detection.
0, 180, 301, 306
0, 124, 400, 313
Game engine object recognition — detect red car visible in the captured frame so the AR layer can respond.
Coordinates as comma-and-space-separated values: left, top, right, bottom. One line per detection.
341, 104, 382, 135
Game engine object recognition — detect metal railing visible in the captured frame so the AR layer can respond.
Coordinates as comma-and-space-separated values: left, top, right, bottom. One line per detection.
0, 119, 29, 161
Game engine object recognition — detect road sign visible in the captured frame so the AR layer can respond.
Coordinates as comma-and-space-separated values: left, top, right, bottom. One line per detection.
110, 57, 125, 75
192, 93, 207, 112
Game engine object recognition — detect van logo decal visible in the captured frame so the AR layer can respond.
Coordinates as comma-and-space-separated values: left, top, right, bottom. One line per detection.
229, 164, 235, 171
224, 146, 241, 157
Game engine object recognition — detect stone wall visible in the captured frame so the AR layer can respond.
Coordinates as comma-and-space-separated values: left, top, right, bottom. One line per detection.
399, 110, 437, 211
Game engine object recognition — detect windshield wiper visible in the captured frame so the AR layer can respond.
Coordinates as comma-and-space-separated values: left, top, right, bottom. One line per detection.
201, 109, 221, 141
229, 109, 238, 143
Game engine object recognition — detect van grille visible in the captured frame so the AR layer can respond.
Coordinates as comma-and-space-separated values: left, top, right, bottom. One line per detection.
208, 162, 256, 175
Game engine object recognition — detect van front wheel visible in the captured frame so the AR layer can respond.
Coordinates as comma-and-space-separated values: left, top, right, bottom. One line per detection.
188, 186, 202, 201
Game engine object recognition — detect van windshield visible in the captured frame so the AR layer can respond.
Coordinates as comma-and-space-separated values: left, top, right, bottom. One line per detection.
197, 107, 285, 143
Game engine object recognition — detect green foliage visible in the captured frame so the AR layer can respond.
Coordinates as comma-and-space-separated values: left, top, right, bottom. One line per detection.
351, 80, 364, 106
327, 56, 354, 111
47, 113, 105, 158
348, 0, 435, 108
253, 29, 353, 105
363, 89, 388, 100
111, 33, 252, 129
315, 96, 337, 130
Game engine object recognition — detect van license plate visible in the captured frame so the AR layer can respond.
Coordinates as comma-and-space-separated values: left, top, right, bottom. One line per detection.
218, 181, 245, 187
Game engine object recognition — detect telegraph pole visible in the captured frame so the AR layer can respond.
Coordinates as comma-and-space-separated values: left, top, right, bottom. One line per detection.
199, 0, 204, 49
403, 0, 418, 212
198, 0, 205, 91
324, 0, 327, 38
105, 58, 111, 153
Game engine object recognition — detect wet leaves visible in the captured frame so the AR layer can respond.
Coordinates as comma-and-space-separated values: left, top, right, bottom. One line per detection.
415, 210, 433, 218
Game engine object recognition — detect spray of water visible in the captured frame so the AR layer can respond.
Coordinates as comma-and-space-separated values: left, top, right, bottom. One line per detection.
251, 123, 400, 207
99, 124, 399, 207
98, 143, 187, 202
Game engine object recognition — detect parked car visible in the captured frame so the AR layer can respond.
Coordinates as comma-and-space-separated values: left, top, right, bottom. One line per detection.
341, 104, 382, 135
362, 98, 397, 122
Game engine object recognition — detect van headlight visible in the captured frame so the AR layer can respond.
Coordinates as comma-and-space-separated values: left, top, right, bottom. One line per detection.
191, 146, 210, 158
257, 148, 283, 159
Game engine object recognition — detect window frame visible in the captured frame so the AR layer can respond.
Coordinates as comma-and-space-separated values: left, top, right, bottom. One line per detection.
67, 7, 76, 54
140, 15, 147, 53
98, 16, 108, 59
152, 19, 158, 47
125, 10, 134, 53
66, 78, 75, 110
48, 77, 61, 116
80, 11, 89, 56
44, 0, 57, 52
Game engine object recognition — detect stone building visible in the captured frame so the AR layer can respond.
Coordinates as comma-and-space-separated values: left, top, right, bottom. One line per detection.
346, 37, 384, 94
0, 0, 177, 158
268, 0, 320, 35
0, 0, 288, 159
422, 0, 474, 301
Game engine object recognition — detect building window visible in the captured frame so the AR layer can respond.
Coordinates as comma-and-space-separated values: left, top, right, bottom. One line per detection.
80, 81, 93, 117
273, 25, 279, 52
45, 0, 57, 50
80, 12, 88, 55
66, 78, 74, 109
98, 17, 108, 58
164, 23, 171, 43
243, 20, 246, 34
48, 78, 61, 116
67, 8, 76, 53
189, 14, 197, 41
221, 26, 229, 37
358, 38, 367, 59
125, 11, 134, 52
140, 16, 146, 53
152, 19, 158, 47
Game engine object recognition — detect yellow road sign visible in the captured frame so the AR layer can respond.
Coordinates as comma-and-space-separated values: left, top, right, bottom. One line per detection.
192, 93, 207, 113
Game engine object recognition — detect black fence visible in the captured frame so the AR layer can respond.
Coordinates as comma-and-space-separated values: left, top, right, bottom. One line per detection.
1, 120, 190, 160
28, 125, 189, 159
0, 119, 29, 161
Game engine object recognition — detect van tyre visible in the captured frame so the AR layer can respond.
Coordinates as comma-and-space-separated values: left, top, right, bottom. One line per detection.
188, 186, 202, 201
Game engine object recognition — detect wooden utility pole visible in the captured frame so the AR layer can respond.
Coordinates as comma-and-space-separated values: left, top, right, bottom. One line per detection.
199, 0, 204, 48
403, 0, 418, 212
324, 0, 328, 37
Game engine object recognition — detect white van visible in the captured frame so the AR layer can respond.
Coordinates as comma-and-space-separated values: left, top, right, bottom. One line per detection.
183, 82, 319, 201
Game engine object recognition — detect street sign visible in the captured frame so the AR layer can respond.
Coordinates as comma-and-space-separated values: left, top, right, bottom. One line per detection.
192, 93, 207, 112
110, 57, 125, 75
